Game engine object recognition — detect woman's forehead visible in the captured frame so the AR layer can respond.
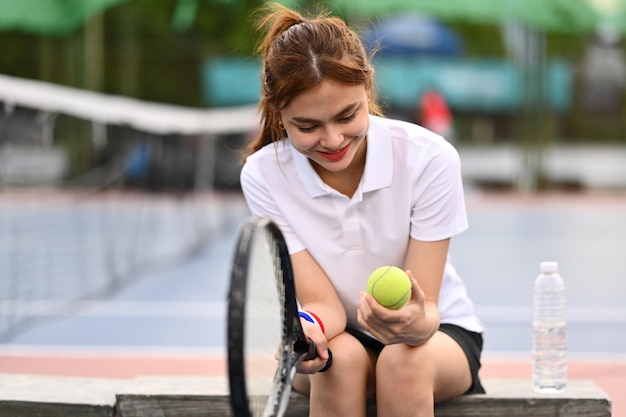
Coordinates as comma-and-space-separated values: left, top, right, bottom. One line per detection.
282, 80, 367, 117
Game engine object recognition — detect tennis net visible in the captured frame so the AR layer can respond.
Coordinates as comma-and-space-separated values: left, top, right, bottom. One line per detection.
0, 74, 258, 341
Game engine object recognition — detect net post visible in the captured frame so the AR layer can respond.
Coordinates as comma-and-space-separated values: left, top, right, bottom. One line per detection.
194, 133, 216, 191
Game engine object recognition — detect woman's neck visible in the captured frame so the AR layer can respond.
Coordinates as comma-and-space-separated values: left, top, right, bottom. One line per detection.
313, 139, 367, 198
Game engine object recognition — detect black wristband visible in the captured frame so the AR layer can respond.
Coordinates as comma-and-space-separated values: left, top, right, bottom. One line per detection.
318, 348, 333, 373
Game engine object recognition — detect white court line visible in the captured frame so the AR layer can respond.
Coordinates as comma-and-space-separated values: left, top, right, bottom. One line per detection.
0, 300, 226, 318
3, 301, 626, 324
475, 305, 626, 323
0, 344, 226, 357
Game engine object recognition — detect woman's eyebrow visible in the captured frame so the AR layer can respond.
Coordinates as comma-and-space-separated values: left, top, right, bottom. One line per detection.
291, 102, 359, 123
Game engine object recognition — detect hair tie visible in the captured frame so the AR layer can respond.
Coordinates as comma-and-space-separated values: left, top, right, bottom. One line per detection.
284, 19, 305, 35
290, 19, 304, 29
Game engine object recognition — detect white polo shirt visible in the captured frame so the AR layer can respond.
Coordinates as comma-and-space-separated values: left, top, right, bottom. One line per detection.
240, 115, 484, 333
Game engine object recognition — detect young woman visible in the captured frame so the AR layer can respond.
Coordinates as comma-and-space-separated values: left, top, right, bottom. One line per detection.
239, 3, 485, 416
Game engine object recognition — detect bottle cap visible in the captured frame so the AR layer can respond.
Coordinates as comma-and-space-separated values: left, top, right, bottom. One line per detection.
540, 261, 559, 273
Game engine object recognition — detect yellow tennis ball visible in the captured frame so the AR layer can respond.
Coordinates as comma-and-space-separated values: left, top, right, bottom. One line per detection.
366, 266, 412, 309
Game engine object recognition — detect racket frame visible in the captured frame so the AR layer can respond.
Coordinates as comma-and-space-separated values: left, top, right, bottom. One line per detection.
227, 217, 311, 417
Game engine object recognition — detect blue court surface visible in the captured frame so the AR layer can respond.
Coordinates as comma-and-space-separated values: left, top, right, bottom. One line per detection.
1, 190, 626, 359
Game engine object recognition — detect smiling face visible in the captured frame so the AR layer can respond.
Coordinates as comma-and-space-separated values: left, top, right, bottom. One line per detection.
280, 78, 370, 176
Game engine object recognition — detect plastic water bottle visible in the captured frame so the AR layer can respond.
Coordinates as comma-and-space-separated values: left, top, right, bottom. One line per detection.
532, 261, 567, 393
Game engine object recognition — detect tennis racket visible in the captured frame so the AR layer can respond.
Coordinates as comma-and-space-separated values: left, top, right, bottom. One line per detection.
227, 216, 332, 417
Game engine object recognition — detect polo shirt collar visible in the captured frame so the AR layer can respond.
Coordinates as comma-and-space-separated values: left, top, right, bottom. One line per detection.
290, 115, 393, 198
362, 116, 393, 193
291, 143, 327, 198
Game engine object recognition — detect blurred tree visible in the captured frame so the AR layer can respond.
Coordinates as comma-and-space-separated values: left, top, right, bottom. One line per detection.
0, 0, 623, 142
0, 0, 127, 36
104, 0, 264, 106
0, 0, 265, 106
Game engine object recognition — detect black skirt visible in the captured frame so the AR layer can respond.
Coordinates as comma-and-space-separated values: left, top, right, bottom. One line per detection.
346, 323, 486, 395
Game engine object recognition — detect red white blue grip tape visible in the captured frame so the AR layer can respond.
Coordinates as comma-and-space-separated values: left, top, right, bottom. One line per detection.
298, 310, 332, 372
298, 310, 325, 334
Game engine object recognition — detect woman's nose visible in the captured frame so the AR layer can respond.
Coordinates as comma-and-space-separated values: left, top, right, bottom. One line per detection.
320, 126, 344, 149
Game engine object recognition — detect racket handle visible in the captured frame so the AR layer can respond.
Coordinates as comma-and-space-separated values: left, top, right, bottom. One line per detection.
306, 341, 318, 359
306, 342, 332, 373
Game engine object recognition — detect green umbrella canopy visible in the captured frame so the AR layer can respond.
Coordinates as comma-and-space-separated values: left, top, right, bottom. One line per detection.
0, 0, 252, 35
278, 0, 626, 36
0, 0, 129, 36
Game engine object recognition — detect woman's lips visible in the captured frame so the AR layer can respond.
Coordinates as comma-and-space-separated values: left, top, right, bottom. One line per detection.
317, 142, 351, 161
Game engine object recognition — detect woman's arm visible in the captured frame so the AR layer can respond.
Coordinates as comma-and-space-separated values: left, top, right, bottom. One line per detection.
291, 249, 347, 338
403, 237, 448, 343
290, 249, 347, 372
357, 237, 449, 346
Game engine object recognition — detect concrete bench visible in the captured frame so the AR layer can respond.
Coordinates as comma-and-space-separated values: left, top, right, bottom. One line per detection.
0, 374, 611, 416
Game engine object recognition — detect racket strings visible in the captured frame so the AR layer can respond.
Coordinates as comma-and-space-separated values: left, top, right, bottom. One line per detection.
242, 228, 285, 416
270, 236, 289, 350
259, 229, 298, 417
229, 219, 300, 417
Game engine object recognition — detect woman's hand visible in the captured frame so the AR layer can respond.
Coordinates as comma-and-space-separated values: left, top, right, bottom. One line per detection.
293, 316, 331, 374
356, 270, 436, 346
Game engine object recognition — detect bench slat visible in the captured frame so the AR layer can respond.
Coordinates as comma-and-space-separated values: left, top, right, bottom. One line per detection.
114, 379, 610, 417
0, 374, 611, 417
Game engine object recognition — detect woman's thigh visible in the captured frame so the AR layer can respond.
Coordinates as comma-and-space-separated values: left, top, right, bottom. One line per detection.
377, 331, 473, 402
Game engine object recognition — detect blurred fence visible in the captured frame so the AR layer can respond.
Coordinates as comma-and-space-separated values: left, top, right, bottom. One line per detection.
0, 190, 248, 342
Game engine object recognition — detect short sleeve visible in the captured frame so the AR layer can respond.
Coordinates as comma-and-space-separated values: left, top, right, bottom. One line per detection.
409, 140, 468, 241
239, 155, 306, 254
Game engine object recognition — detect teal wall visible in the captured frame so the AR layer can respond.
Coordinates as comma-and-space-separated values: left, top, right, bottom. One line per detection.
202, 57, 262, 107
202, 56, 572, 112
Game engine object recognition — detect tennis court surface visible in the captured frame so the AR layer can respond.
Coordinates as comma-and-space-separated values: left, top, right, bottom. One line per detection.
1, 190, 625, 414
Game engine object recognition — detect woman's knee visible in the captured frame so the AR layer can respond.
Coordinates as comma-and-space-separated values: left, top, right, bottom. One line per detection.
323, 332, 372, 377
376, 342, 436, 384
306, 331, 373, 393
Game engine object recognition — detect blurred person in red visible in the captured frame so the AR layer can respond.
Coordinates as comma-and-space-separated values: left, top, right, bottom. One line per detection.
419, 89, 456, 143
